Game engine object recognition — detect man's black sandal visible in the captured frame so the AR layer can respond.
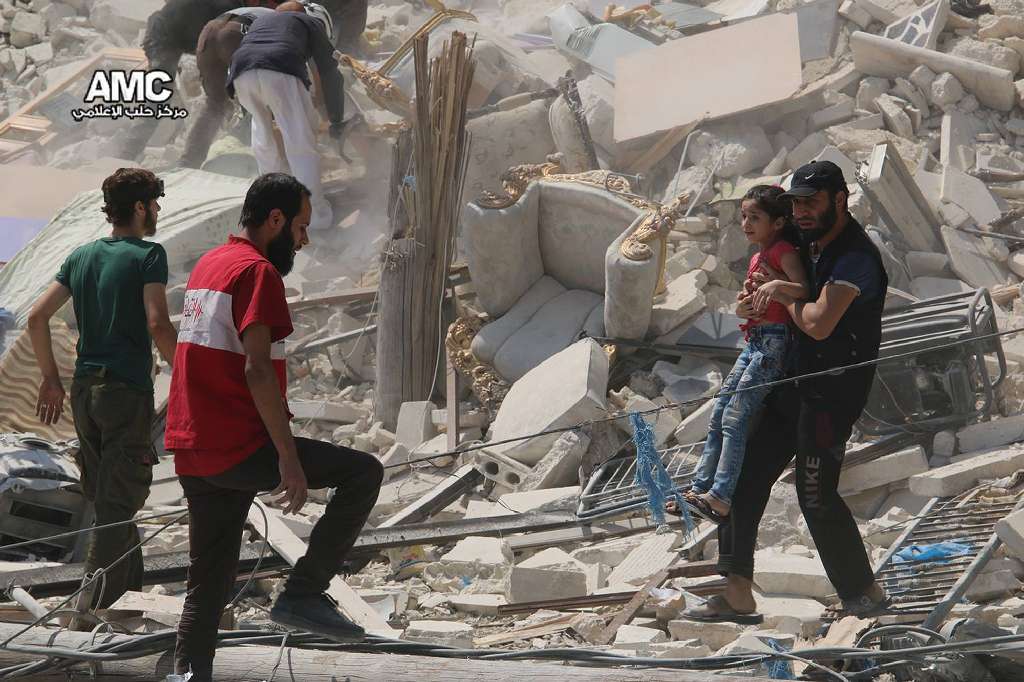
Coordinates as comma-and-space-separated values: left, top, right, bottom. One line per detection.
687, 496, 729, 525
681, 594, 764, 624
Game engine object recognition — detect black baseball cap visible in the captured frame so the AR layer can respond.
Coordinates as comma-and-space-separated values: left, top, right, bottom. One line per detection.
781, 160, 847, 198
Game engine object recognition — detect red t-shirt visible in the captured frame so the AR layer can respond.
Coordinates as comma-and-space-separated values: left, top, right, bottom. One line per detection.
740, 239, 796, 332
165, 236, 294, 476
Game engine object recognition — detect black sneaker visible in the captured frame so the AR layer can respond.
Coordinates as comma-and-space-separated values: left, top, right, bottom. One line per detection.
839, 592, 893, 618
270, 592, 366, 643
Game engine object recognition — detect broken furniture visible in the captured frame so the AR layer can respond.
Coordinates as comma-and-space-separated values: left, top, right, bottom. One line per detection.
0, 435, 91, 562
859, 288, 1006, 437
577, 442, 700, 520
460, 167, 680, 383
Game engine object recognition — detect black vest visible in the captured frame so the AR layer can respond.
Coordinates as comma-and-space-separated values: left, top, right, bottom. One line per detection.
795, 217, 889, 412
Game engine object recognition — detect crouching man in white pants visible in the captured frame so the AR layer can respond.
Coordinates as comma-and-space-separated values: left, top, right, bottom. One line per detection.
227, 2, 342, 231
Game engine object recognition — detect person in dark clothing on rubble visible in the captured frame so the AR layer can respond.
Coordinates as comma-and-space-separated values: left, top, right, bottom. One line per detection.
673, 161, 892, 624
180, 0, 367, 169
113, 0, 281, 161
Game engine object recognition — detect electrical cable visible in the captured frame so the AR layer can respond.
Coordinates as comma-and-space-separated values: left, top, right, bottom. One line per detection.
390, 323, 1024, 470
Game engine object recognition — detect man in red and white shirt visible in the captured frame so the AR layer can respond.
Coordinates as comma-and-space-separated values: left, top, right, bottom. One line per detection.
166, 173, 382, 681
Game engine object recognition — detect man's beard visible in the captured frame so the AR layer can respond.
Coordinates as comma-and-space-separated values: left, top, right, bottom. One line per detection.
267, 222, 296, 275
799, 201, 837, 244
143, 205, 157, 237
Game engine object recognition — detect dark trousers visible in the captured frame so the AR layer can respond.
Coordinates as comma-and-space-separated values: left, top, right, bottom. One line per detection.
173, 438, 383, 681
716, 384, 875, 600
180, 17, 241, 169
70, 374, 156, 609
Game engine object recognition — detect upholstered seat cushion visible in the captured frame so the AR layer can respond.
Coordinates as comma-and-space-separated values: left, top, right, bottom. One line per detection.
472, 276, 605, 382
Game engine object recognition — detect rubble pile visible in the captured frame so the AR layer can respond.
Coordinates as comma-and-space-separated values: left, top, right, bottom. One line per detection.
7, 0, 1024, 678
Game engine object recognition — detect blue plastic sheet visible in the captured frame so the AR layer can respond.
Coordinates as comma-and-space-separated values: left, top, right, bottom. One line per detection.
892, 541, 973, 565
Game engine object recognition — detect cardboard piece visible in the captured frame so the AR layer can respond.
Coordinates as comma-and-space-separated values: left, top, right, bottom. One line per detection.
614, 13, 802, 142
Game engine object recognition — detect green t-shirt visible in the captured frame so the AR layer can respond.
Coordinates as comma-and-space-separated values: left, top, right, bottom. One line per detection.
56, 237, 169, 391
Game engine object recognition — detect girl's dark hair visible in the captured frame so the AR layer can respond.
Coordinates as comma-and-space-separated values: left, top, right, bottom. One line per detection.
742, 184, 800, 246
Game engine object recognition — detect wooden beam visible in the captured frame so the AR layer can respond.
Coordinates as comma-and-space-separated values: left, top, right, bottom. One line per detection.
247, 499, 399, 636
446, 352, 460, 452
0, 623, 761, 681
592, 554, 689, 645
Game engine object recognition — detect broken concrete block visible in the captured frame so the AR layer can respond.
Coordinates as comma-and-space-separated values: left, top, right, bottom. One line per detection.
959, 415, 1024, 453
474, 447, 534, 489
378, 443, 409, 482
787, 131, 829, 170
10, 10, 45, 48
947, 37, 1020, 77
941, 226, 1013, 290
865, 143, 943, 253
686, 124, 775, 179
89, 0, 163, 41
439, 537, 513, 579
672, 398, 714, 446
906, 251, 951, 278
967, 569, 1020, 602
997, 509, 1024, 563
1009, 252, 1024, 279
875, 93, 915, 137
894, 78, 930, 116
941, 165, 1001, 226
571, 534, 651, 567
909, 445, 1024, 496
850, 32, 1016, 111
931, 72, 965, 108
668, 619, 747, 649
488, 339, 609, 465
290, 399, 370, 424
843, 485, 892, 520
754, 553, 833, 599
910, 64, 938, 91
754, 593, 826, 637
940, 111, 976, 171
497, 485, 581, 514
838, 446, 929, 494
614, 624, 669, 645
857, 77, 892, 112
517, 429, 590, 491
610, 389, 680, 448
934, 429, 958, 458
979, 14, 1024, 39
450, 594, 508, 616
404, 620, 474, 648
606, 533, 681, 587
395, 401, 437, 451
23, 41, 51, 67
506, 548, 597, 602
649, 270, 707, 336
840, 0, 873, 29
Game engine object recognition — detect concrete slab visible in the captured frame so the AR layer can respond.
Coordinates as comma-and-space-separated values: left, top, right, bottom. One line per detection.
838, 446, 929, 494
614, 624, 669, 645
909, 444, 1024, 497
649, 270, 707, 336
606, 532, 680, 587
755, 592, 826, 637
941, 226, 1013, 290
614, 13, 802, 142
958, 414, 1024, 453
450, 594, 508, 616
996, 509, 1024, 561
488, 339, 609, 465
668, 619, 747, 648
395, 401, 437, 451
941, 111, 976, 172
404, 620, 474, 648
864, 143, 943, 253
941, 165, 1001, 226
753, 553, 833, 599
548, 4, 655, 81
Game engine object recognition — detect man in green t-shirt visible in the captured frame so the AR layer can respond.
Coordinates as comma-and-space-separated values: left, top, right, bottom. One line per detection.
27, 168, 178, 615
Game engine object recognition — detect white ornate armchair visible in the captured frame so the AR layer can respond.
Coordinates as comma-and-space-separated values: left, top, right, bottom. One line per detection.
457, 164, 679, 385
